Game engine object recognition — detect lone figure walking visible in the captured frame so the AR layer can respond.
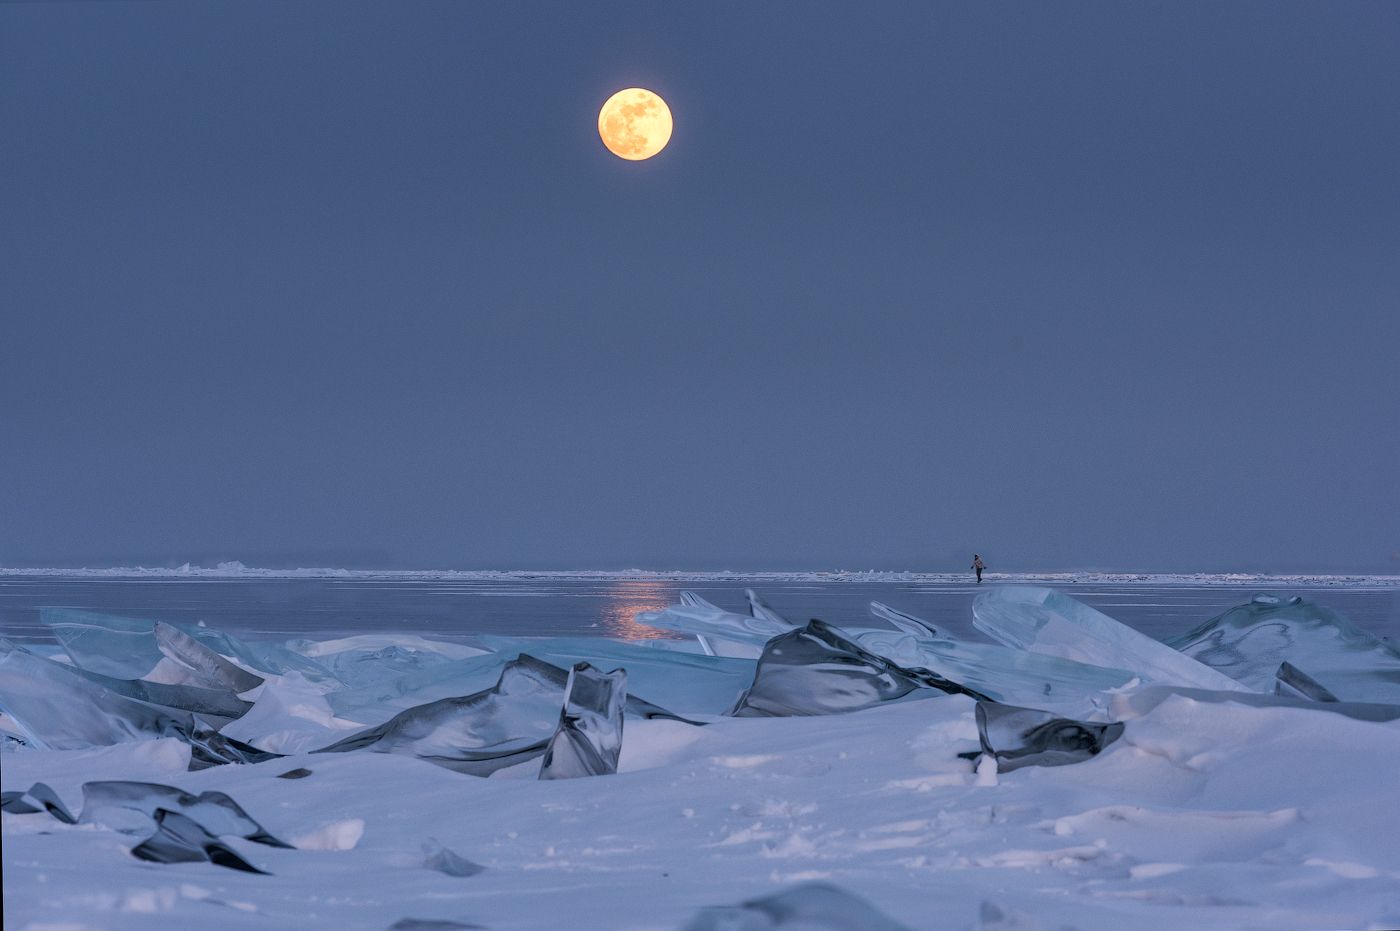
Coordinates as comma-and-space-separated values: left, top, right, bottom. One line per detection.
972, 554, 985, 583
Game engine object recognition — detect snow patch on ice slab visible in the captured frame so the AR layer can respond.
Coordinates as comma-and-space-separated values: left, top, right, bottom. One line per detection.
289, 818, 364, 851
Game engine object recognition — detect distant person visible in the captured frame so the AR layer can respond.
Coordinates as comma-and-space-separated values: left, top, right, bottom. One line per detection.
972, 554, 985, 583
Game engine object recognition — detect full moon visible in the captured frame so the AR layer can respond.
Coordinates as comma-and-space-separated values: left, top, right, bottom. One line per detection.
597, 88, 673, 160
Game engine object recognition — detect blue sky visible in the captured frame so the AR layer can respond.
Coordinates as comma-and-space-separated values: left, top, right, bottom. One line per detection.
2, 2, 1397, 571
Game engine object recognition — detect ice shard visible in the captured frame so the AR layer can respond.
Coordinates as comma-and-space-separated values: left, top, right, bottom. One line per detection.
42, 606, 333, 684
131, 808, 269, 874
315, 654, 583, 776
746, 588, 789, 626
683, 881, 915, 931
971, 702, 1124, 772
972, 586, 1249, 692
1, 782, 76, 823
277, 767, 313, 779
1166, 593, 1400, 703
637, 591, 794, 658
317, 652, 693, 776
0, 642, 280, 767
151, 622, 265, 693
1275, 661, 1341, 702
0, 647, 207, 749
538, 663, 626, 780
42, 607, 168, 679
730, 620, 986, 717
854, 604, 1136, 721
328, 647, 700, 727
326, 652, 516, 722
471, 634, 752, 717
869, 601, 939, 638
1, 791, 34, 813
185, 730, 284, 769
292, 634, 489, 692
0, 639, 251, 722
422, 839, 486, 877
80, 780, 293, 847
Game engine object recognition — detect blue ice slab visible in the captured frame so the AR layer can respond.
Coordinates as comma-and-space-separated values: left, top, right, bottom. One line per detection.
41, 607, 330, 683
538, 663, 626, 780
316, 652, 697, 776
0, 638, 250, 721
972, 586, 1250, 692
324, 652, 512, 723
1166, 593, 1400, 703
42, 607, 166, 679
730, 620, 985, 717
131, 809, 269, 873
314, 654, 575, 776
854, 606, 1136, 721
153, 622, 264, 693
0, 647, 197, 749
972, 701, 1125, 772
636, 591, 793, 657
473, 635, 754, 716
80, 780, 291, 847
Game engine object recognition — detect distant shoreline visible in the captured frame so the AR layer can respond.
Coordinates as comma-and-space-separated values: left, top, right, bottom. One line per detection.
2, 566, 1397, 586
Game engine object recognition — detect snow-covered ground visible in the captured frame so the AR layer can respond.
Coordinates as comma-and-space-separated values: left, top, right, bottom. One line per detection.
7, 693, 1400, 930
5, 586, 1400, 930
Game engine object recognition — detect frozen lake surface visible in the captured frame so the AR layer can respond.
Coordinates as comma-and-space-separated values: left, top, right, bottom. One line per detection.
3, 572, 1398, 646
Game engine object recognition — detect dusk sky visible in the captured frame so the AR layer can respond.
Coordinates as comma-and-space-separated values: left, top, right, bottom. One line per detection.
2, 2, 1397, 572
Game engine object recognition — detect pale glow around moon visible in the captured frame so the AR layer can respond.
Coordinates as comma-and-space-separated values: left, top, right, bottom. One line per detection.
598, 88, 673, 160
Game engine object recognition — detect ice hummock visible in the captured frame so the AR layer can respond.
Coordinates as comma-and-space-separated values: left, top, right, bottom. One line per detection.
1166, 592, 1400, 702
314, 654, 692, 776
859, 602, 1137, 720
972, 585, 1250, 692
729, 619, 986, 717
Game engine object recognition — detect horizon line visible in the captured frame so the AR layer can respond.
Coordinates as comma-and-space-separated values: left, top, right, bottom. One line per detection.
2, 564, 1398, 585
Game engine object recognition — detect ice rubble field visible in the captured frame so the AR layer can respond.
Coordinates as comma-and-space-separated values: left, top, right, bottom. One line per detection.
4, 585, 1400, 930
